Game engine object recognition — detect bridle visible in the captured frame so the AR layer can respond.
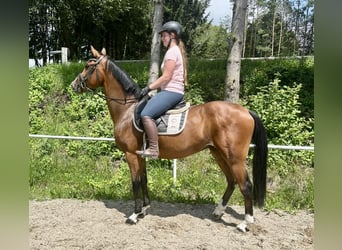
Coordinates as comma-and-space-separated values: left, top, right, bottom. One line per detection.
76, 55, 139, 105
77, 55, 105, 90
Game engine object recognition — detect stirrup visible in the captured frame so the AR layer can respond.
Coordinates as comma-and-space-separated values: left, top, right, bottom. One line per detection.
136, 149, 159, 159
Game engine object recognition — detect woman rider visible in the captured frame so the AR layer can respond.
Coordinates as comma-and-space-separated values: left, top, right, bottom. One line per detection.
136, 21, 188, 158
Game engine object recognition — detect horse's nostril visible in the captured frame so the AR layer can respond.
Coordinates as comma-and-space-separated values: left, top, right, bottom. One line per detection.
71, 81, 79, 92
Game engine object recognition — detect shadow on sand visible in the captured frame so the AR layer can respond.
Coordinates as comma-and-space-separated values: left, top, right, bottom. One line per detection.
102, 199, 245, 228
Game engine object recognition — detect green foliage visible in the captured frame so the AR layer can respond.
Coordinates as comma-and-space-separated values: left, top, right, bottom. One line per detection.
29, 146, 132, 200
265, 168, 314, 212
241, 57, 314, 118
243, 79, 314, 145
242, 79, 314, 173
187, 59, 226, 102
185, 57, 314, 118
29, 63, 124, 161
116, 61, 150, 88
192, 23, 229, 59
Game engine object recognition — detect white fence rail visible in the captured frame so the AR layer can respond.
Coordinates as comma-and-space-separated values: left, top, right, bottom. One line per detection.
29, 134, 314, 150
29, 134, 314, 184
29, 134, 115, 141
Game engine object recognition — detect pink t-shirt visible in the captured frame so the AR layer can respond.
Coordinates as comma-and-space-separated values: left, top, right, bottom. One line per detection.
160, 45, 184, 94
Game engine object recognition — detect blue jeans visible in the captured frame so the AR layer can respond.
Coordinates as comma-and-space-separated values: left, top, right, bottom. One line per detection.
140, 90, 184, 119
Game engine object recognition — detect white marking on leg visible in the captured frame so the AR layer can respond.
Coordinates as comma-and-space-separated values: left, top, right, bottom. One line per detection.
128, 213, 139, 224
237, 221, 248, 232
141, 205, 150, 216
127, 205, 150, 224
236, 214, 254, 232
213, 199, 227, 218
245, 214, 254, 224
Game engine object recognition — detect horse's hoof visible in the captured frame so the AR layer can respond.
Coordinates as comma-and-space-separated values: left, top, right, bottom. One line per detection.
126, 213, 139, 224
138, 213, 145, 219
236, 221, 249, 233
212, 212, 223, 221
212, 200, 226, 221
125, 217, 137, 224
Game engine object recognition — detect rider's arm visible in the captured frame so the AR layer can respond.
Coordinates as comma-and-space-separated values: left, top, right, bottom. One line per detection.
149, 59, 176, 90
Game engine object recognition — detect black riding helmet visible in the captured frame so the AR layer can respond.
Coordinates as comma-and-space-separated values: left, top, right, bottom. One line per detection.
159, 21, 183, 37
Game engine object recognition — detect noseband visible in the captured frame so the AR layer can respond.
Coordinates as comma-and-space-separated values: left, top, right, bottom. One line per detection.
77, 55, 105, 90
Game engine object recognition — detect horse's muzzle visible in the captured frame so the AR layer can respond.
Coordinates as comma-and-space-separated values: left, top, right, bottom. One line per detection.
71, 72, 92, 93
70, 80, 80, 93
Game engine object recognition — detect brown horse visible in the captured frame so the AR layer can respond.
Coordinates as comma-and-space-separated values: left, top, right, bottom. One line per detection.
71, 46, 268, 232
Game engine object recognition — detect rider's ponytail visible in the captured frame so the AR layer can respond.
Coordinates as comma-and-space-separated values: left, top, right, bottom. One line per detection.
178, 40, 188, 86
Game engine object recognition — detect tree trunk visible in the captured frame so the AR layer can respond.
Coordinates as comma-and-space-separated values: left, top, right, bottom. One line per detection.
278, 2, 284, 56
271, 8, 276, 57
224, 0, 248, 103
148, 0, 164, 85
242, 3, 248, 58
293, 0, 300, 55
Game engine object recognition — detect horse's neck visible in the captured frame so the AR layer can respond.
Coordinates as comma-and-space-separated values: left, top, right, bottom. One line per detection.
104, 77, 135, 125
106, 99, 134, 125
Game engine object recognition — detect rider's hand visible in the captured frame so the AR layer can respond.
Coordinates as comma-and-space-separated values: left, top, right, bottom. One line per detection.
139, 86, 151, 99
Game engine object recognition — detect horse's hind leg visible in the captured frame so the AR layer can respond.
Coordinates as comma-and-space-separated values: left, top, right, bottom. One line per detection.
210, 148, 254, 232
210, 148, 236, 219
212, 179, 236, 220
236, 170, 254, 232
225, 160, 254, 232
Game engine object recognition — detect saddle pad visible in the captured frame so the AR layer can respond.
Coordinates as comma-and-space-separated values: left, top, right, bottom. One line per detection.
166, 102, 190, 114
133, 109, 189, 135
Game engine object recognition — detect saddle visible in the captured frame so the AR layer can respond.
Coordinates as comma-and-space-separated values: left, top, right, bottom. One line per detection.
133, 96, 190, 135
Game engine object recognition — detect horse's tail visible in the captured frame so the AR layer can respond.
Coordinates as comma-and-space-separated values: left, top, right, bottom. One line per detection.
249, 110, 268, 208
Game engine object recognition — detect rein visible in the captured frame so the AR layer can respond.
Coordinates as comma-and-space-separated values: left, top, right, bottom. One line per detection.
78, 55, 139, 105
93, 91, 139, 105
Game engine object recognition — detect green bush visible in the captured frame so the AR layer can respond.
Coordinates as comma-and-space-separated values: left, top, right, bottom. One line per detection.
241, 57, 314, 118
242, 79, 314, 172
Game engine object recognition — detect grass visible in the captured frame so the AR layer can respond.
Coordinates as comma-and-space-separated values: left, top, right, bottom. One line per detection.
29, 141, 314, 212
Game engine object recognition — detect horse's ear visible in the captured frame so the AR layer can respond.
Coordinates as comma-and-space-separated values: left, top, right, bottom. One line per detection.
101, 48, 106, 56
90, 45, 100, 58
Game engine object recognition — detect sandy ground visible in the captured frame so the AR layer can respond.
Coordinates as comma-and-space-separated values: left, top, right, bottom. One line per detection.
29, 199, 313, 249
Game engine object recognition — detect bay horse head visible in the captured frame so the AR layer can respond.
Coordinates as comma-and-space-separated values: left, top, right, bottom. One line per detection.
71, 46, 107, 93
71, 46, 141, 104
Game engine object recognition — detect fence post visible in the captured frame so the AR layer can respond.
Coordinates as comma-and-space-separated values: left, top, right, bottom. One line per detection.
61, 47, 69, 64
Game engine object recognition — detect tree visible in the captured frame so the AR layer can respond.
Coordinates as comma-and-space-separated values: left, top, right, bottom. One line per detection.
148, 0, 164, 85
243, 0, 314, 58
29, 0, 314, 65
29, 0, 153, 64
192, 23, 229, 59
163, 0, 210, 55
29, 0, 61, 66
225, 0, 248, 102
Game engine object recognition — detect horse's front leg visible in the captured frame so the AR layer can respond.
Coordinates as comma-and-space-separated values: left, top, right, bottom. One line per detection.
125, 152, 150, 224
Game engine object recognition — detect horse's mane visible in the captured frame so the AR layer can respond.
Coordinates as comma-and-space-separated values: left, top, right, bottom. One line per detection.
107, 58, 141, 98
